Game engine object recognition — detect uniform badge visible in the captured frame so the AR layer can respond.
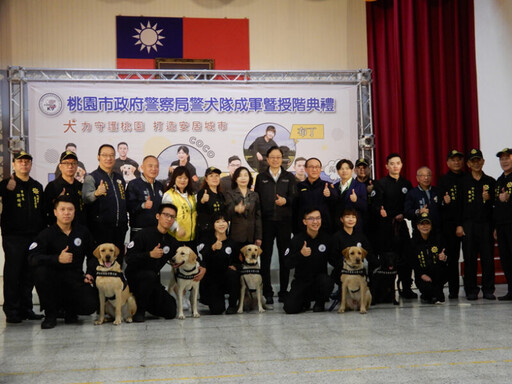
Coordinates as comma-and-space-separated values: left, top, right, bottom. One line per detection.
226, 247, 232, 254
318, 244, 326, 252
357, 242, 362, 248
159, 190, 163, 197
402, 187, 408, 194
284, 248, 290, 256
197, 243, 205, 252
431, 246, 438, 253
370, 190, 376, 197
163, 246, 170, 254
127, 241, 134, 249
29, 242, 38, 250
74, 238, 82, 246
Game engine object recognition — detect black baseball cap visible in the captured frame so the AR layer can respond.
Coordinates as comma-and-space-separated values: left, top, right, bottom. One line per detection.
447, 149, 464, 160
355, 158, 369, 167
205, 166, 221, 177
418, 212, 432, 224
13, 151, 32, 161
60, 150, 78, 162
467, 148, 483, 160
496, 148, 512, 157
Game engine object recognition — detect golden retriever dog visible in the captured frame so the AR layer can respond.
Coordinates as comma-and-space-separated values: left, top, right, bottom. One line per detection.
120, 163, 137, 182
339, 246, 372, 314
93, 243, 137, 325
168, 246, 201, 320
237, 244, 265, 314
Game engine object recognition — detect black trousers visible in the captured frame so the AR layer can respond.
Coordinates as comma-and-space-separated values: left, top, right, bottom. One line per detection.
461, 221, 495, 295
496, 223, 512, 294
261, 219, 292, 297
2, 235, 37, 318
32, 265, 98, 317
127, 270, 176, 319
442, 224, 462, 296
284, 274, 334, 314
415, 264, 448, 300
202, 268, 240, 314
90, 222, 128, 266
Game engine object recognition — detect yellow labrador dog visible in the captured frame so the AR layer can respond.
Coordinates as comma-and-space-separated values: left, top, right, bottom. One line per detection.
339, 246, 372, 314
93, 243, 137, 325
237, 244, 265, 314
168, 246, 201, 320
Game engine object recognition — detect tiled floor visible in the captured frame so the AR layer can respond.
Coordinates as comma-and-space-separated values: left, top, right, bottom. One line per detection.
2, 285, 512, 384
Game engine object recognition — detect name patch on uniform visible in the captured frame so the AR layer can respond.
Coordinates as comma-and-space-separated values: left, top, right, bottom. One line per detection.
29, 242, 38, 250
127, 241, 134, 249
318, 244, 326, 252
74, 238, 82, 246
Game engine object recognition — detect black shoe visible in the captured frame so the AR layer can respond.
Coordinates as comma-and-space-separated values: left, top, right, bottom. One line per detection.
420, 296, 434, 304
483, 293, 496, 300
225, 306, 238, 315
64, 314, 79, 324
466, 293, 478, 301
6, 314, 23, 324
22, 310, 44, 320
41, 317, 57, 329
498, 293, 512, 301
400, 289, 418, 299
278, 291, 289, 303
133, 313, 145, 323
313, 303, 325, 312
448, 294, 459, 299
265, 296, 274, 310
330, 288, 341, 301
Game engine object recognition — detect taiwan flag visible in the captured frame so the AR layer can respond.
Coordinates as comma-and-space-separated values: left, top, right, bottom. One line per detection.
116, 16, 250, 70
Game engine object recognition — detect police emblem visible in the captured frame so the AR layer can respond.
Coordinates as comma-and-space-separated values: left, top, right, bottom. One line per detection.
318, 244, 326, 252
74, 238, 82, 246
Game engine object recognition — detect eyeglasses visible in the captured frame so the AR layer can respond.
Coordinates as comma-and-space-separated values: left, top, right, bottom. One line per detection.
99, 154, 115, 158
160, 212, 176, 219
305, 216, 321, 222
417, 174, 431, 178
268, 156, 282, 160
61, 162, 78, 167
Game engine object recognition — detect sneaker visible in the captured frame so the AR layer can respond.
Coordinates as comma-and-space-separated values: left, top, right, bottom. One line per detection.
265, 296, 274, 310
498, 293, 512, 301
400, 289, 418, 299
41, 317, 57, 329
483, 293, 496, 300
6, 314, 23, 324
225, 306, 238, 315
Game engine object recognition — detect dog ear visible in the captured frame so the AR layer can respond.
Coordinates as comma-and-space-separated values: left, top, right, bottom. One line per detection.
256, 246, 262, 256
360, 247, 368, 259
93, 245, 101, 259
240, 245, 248, 257
342, 247, 350, 259
114, 245, 120, 257
189, 248, 198, 262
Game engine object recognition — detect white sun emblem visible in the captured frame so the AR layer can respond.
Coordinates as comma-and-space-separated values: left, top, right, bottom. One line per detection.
133, 21, 166, 53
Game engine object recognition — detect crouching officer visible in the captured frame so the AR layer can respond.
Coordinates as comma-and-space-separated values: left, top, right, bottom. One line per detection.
126, 203, 202, 322
29, 196, 98, 329
284, 208, 334, 313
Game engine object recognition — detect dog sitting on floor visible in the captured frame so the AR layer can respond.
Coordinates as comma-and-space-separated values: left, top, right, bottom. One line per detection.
93, 243, 137, 325
370, 251, 399, 305
237, 244, 265, 313
168, 246, 201, 320
339, 246, 372, 314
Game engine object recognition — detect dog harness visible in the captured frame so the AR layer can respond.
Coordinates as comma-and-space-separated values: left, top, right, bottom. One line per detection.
240, 268, 261, 275
341, 269, 366, 276
95, 270, 128, 301
372, 267, 397, 276
176, 265, 199, 280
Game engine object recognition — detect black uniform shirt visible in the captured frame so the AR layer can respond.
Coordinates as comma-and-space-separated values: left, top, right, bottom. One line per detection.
285, 231, 331, 282
438, 171, 464, 225
457, 172, 496, 224
372, 175, 412, 218
44, 175, 86, 225
494, 172, 512, 226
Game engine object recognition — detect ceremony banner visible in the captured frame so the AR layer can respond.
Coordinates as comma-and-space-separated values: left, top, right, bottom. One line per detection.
28, 81, 358, 186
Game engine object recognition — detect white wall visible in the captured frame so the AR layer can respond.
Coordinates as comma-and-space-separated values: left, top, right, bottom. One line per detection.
474, 0, 512, 179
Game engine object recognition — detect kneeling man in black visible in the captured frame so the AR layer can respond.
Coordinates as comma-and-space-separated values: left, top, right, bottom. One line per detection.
125, 203, 182, 322
29, 196, 98, 329
284, 208, 334, 313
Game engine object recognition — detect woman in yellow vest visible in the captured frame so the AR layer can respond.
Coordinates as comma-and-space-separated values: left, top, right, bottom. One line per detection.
162, 166, 197, 246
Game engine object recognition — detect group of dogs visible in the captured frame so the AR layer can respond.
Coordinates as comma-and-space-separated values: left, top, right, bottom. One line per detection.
93, 242, 398, 325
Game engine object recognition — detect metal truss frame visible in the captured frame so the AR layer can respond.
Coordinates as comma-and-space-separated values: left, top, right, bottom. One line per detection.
7, 66, 374, 175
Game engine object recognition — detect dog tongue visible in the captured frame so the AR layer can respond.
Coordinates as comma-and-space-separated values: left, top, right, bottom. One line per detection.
105, 261, 113, 268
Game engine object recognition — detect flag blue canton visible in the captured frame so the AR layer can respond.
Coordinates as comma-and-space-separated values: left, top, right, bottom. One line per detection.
116, 16, 183, 59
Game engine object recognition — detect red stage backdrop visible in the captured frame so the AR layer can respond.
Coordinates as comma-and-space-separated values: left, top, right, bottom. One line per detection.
116, 16, 250, 70
366, 0, 479, 183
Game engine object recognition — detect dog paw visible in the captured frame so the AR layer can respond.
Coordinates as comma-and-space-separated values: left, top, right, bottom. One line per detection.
237, 309, 243, 314
360, 309, 367, 314
113, 319, 122, 325
193, 313, 200, 318
126, 318, 133, 323
259, 308, 266, 313
178, 314, 185, 320
338, 308, 345, 313
94, 320, 104, 325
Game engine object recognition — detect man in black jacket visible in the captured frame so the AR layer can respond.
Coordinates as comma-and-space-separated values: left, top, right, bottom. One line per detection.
255, 146, 297, 306
0, 151, 45, 323
29, 196, 98, 329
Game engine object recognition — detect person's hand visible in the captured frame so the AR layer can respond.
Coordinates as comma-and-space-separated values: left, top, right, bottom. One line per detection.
367, 180, 374, 194
177, 227, 186, 238
323, 183, 331, 198
499, 188, 510, 203
482, 185, 490, 201
394, 214, 404, 222
235, 200, 245, 214
228, 265, 237, 271
59, 246, 73, 264
380, 206, 387, 218
421, 274, 432, 283
144, 195, 153, 209
275, 194, 286, 206
255, 239, 262, 247
438, 248, 447, 262
59, 187, 66, 197
349, 189, 357, 202
494, 229, 498, 241
95, 180, 107, 197
444, 192, 451, 204
301, 241, 311, 257
201, 189, 210, 204
212, 239, 222, 251
256, 152, 263, 161
84, 274, 94, 284
419, 205, 429, 214
150, 243, 163, 259
194, 266, 206, 281
6, 174, 16, 191
456, 226, 465, 237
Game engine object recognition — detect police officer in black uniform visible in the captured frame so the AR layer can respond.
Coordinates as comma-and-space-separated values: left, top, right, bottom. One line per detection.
494, 148, 512, 301
284, 208, 334, 313
29, 196, 98, 329
438, 149, 465, 299
45, 150, 87, 225
456, 149, 496, 300
0, 151, 45, 323
125, 203, 182, 322
372, 153, 416, 298
82, 144, 128, 265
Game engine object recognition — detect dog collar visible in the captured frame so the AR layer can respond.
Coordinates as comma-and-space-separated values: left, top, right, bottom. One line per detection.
373, 267, 397, 276
176, 267, 199, 280
240, 268, 260, 275
341, 269, 366, 276
243, 260, 259, 267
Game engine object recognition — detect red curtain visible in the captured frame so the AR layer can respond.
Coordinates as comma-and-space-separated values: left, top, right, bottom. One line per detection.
366, 0, 479, 183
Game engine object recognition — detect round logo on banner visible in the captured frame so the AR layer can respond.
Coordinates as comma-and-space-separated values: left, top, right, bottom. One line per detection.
318, 244, 326, 252
38, 93, 63, 117
74, 238, 82, 247
163, 246, 170, 254
226, 247, 232, 254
